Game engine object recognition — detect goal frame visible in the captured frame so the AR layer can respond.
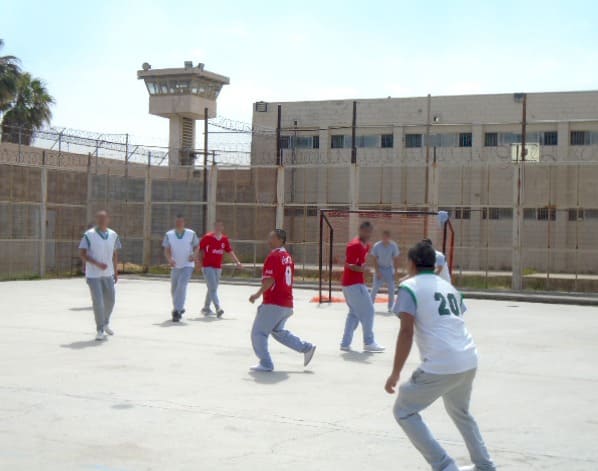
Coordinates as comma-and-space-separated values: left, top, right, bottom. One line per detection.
318, 209, 455, 304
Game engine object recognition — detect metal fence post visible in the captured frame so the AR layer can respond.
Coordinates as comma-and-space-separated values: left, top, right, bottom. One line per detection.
39, 151, 48, 277
142, 152, 152, 271
512, 161, 523, 290
276, 165, 285, 229
207, 162, 218, 230
86, 153, 93, 225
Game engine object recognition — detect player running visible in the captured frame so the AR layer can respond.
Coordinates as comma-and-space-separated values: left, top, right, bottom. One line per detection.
385, 241, 496, 471
198, 221, 243, 317
162, 214, 199, 322
369, 230, 400, 313
78, 210, 121, 341
340, 221, 385, 353
422, 238, 451, 282
248, 229, 316, 372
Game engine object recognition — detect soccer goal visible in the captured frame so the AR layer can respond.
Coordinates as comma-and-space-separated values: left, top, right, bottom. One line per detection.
318, 209, 455, 303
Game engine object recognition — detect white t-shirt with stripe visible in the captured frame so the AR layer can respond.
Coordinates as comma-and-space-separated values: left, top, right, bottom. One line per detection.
162, 228, 199, 269
79, 227, 121, 278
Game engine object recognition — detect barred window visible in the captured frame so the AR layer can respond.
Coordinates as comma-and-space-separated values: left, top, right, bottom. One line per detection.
484, 133, 498, 147
405, 134, 422, 148
459, 133, 473, 148
543, 131, 558, 146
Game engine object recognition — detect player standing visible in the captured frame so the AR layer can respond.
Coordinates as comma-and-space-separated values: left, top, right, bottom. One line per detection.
423, 238, 451, 282
385, 241, 496, 471
78, 210, 121, 341
369, 230, 400, 313
340, 221, 385, 353
162, 214, 199, 322
198, 221, 243, 317
248, 229, 316, 372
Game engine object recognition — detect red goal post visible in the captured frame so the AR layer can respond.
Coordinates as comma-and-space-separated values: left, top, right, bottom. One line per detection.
318, 209, 454, 304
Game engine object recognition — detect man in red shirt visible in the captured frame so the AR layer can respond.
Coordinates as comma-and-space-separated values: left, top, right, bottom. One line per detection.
198, 221, 243, 317
248, 229, 316, 372
340, 221, 385, 353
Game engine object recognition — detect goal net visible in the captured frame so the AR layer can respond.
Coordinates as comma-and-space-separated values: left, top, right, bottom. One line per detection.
318, 209, 454, 303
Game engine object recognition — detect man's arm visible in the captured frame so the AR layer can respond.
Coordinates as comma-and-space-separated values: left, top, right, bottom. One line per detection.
164, 247, 175, 267
249, 277, 275, 303
384, 313, 415, 393
79, 249, 108, 271
229, 250, 243, 268
112, 250, 119, 283
369, 253, 381, 279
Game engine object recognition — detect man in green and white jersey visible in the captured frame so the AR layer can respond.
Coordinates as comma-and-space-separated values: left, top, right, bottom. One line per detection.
385, 241, 495, 471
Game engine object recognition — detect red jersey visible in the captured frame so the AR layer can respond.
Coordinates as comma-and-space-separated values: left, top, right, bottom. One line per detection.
200, 232, 232, 268
342, 237, 370, 286
262, 247, 294, 308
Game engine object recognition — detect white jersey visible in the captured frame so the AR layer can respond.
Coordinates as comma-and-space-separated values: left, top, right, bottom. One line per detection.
435, 250, 451, 282
162, 229, 199, 269
397, 273, 477, 374
79, 227, 121, 278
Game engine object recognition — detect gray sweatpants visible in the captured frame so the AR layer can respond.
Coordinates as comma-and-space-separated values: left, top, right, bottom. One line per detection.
86, 276, 115, 332
394, 368, 496, 471
370, 265, 396, 311
171, 266, 194, 312
203, 267, 222, 310
251, 304, 313, 370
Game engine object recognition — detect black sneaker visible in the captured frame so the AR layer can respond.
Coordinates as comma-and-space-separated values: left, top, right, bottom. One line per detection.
172, 310, 180, 322
216, 308, 224, 318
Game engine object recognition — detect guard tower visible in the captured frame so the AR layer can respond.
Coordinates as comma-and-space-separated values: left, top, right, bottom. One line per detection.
137, 61, 230, 165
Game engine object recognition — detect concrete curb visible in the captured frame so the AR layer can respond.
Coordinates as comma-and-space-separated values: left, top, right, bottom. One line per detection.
127, 274, 598, 307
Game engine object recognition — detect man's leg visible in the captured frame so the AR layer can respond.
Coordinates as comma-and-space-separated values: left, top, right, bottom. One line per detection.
383, 267, 396, 311
173, 267, 193, 313
270, 307, 313, 353
340, 286, 360, 348
442, 369, 496, 471
353, 284, 375, 346
251, 305, 286, 370
102, 276, 116, 327
86, 278, 105, 332
394, 369, 460, 471
203, 267, 221, 311
370, 273, 382, 304
170, 268, 179, 311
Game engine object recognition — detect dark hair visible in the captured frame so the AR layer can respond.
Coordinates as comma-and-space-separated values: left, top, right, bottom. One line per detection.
175, 214, 184, 219
359, 221, 373, 230
382, 230, 391, 236
422, 238, 433, 246
408, 241, 436, 270
273, 228, 287, 244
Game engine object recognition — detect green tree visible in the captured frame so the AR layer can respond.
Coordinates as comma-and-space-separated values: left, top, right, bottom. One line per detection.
1, 72, 54, 145
0, 38, 21, 112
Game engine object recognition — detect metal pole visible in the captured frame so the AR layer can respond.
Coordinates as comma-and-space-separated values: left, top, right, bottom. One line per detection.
203, 107, 209, 233
319, 211, 323, 303
351, 101, 357, 164
40, 150, 47, 277
276, 105, 282, 166
521, 94, 527, 162
328, 226, 334, 303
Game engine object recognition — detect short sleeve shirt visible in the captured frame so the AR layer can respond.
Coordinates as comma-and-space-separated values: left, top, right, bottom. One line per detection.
371, 240, 400, 268
200, 232, 232, 268
262, 248, 294, 308
78, 227, 121, 278
162, 228, 199, 268
342, 237, 370, 286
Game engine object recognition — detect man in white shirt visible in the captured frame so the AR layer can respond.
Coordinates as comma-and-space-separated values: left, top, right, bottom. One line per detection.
78, 210, 121, 341
369, 230, 400, 313
162, 214, 200, 322
423, 238, 451, 282
385, 241, 495, 471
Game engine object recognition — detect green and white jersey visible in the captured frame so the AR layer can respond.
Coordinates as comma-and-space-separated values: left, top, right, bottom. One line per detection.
394, 272, 478, 374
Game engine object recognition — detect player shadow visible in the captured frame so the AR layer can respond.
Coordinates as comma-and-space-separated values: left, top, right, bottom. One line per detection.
247, 370, 314, 384
69, 306, 93, 311
340, 351, 374, 364
374, 310, 397, 317
60, 340, 105, 350
153, 320, 189, 327
191, 316, 235, 323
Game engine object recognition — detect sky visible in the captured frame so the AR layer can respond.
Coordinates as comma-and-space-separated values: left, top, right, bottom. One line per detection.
2, 0, 597, 146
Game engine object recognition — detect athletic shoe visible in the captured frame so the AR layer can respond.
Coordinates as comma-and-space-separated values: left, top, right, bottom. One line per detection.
340, 345, 352, 352
364, 342, 386, 353
216, 308, 224, 318
104, 325, 114, 336
249, 364, 273, 372
458, 466, 476, 471
304, 345, 316, 367
201, 308, 212, 316
179, 309, 186, 318
95, 331, 106, 341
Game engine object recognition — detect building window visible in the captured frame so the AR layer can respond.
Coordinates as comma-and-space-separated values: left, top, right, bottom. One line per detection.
381, 134, 394, 148
526, 207, 556, 221
280, 136, 290, 149
484, 133, 498, 147
312, 135, 320, 149
281, 135, 320, 150
568, 208, 584, 221
543, 131, 558, 146
255, 101, 268, 112
331, 135, 345, 149
405, 134, 422, 148
482, 208, 512, 220
458, 133, 473, 148
570, 131, 589, 146
499, 133, 522, 145
355, 135, 379, 148
454, 207, 471, 220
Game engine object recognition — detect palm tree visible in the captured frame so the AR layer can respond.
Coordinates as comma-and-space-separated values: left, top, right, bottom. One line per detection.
0, 38, 21, 112
1, 72, 54, 145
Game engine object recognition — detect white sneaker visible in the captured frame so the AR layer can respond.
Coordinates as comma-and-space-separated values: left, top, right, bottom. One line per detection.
364, 342, 385, 352
340, 345, 352, 352
104, 325, 114, 336
304, 345, 316, 367
458, 466, 477, 471
249, 364, 273, 372
95, 331, 106, 341
201, 308, 212, 316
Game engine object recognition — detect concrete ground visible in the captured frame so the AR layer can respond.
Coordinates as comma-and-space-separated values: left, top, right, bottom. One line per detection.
0, 277, 597, 471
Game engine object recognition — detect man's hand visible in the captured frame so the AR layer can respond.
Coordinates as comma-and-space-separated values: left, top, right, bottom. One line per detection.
249, 293, 260, 304
113, 272, 119, 284
97, 262, 108, 270
188, 254, 195, 262
169, 258, 176, 268
385, 372, 400, 394
236, 262, 244, 269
